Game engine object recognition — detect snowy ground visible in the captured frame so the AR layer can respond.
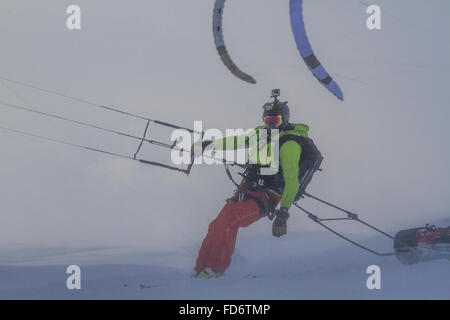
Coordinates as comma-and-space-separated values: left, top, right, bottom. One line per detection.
1, 222, 449, 300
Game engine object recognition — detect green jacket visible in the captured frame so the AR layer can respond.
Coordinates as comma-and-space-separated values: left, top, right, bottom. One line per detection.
212, 123, 309, 209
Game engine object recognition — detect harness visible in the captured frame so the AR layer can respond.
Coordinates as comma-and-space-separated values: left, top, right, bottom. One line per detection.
224, 132, 323, 219
224, 164, 278, 219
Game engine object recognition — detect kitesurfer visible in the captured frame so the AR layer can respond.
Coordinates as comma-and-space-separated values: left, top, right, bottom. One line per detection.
193, 90, 322, 279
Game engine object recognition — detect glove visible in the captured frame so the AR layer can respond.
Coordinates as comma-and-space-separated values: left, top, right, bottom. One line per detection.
272, 207, 289, 238
190, 140, 213, 162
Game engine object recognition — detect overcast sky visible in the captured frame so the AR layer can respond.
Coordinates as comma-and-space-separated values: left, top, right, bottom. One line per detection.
0, 0, 449, 252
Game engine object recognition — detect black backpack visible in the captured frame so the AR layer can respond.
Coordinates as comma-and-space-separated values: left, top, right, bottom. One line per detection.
279, 135, 323, 201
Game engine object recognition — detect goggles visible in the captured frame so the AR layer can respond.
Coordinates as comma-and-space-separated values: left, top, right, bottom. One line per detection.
263, 102, 274, 111
263, 115, 283, 129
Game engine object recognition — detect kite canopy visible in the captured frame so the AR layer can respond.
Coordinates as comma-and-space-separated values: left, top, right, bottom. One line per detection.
212, 0, 343, 100
289, 0, 343, 101
213, 0, 256, 84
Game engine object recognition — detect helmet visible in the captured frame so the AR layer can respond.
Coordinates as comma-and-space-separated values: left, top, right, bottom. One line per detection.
262, 92, 290, 129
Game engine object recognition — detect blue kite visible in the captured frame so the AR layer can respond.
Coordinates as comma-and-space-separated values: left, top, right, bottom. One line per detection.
212, 0, 344, 101
289, 0, 343, 101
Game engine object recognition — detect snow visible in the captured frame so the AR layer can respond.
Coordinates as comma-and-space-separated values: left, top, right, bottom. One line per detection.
0, 0, 449, 301
1, 224, 449, 300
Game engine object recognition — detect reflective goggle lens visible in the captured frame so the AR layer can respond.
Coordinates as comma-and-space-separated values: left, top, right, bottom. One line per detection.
263, 103, 274, 111
264, 115, 282, 128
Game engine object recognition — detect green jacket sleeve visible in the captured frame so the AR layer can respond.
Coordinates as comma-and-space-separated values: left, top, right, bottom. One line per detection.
212, 134, 247, 151
279, 140, 302, 209
211, 127, 262, 151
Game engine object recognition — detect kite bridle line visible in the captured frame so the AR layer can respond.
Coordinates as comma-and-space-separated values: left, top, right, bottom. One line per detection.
0, 76, 245, 175
0, 75, 201, 134
223, 163, 427, 257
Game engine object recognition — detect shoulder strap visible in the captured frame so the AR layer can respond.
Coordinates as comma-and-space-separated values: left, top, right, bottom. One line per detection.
279, 134, 311, 149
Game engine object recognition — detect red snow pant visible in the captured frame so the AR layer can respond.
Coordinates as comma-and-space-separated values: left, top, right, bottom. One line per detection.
195, 182, 280, 273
